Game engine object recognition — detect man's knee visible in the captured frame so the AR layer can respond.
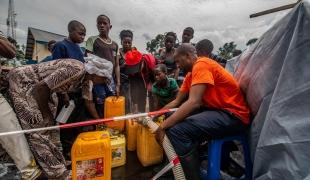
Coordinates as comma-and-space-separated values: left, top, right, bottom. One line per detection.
165, 125, 179, 144
165, 121, 198, 155
165, 121, 187, 140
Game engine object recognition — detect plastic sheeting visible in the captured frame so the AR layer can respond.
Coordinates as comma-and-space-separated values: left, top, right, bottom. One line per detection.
227, 1, 310, 179
84, 53, 113, 79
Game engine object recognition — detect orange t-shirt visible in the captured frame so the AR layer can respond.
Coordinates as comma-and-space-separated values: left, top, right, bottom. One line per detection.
180, 57, 250, 124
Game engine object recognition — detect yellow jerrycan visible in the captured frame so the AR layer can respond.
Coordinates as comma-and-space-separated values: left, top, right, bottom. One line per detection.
71, 131, 111, 180
126, 119, 138, 151
136, 124, 163, 167
110, 133, 126, 168
104, 96, 125, 131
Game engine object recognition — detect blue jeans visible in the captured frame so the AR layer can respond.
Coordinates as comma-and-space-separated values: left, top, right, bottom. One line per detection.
165, 109, 246, 156
93, 80, 115, 118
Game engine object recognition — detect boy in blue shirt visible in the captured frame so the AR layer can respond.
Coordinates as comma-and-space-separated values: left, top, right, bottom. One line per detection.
51, 20, 86, 161
52, 20, 85, 62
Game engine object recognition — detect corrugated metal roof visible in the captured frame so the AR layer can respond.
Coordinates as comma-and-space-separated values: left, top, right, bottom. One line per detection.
25, 27, 66, 60
29, 27, 66, 42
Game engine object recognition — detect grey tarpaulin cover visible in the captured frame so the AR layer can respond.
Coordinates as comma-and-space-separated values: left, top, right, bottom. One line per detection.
227, 1, 310, 179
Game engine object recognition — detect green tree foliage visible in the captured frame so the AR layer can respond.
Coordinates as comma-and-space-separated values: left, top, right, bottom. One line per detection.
146, 33, 165, 55
246, 38, 258, 46
218, 41, 240, 60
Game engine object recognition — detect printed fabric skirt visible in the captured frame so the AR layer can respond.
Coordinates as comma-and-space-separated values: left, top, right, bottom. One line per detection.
8, 65, 68, 179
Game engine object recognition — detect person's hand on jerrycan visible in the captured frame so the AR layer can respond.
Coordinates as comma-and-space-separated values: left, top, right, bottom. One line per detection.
115, 84, 120, 97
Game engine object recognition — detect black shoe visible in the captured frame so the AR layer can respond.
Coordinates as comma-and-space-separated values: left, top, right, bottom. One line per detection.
180, 149, 201, 180
222, 159, 245, 178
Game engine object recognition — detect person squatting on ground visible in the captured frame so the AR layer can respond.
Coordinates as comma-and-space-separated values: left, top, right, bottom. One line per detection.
0, 31, 42, 179
152, 64, 179, 110
155, 42, 250, 180
8, 57, 112, 179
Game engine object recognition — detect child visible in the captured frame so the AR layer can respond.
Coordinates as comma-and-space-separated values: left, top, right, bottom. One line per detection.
119, 30, 135, 60
118, 29, 136, 113
51, 20, 87, 161
177, 27, 195, 85
152, 64, 179, 110
157, 32, 180, 79
124, 50, 156, 112
119, 30, 138, 75
50, 21, 86, 116
85, 14, 120, 118
41, 40, 56, 62
52, 20, 86, 62
195, 39, 227, 67
181, 27, 194, 44
195, 39, 214, 58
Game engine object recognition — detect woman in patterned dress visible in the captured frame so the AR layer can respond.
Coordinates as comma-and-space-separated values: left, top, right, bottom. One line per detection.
8, 59, 110, 179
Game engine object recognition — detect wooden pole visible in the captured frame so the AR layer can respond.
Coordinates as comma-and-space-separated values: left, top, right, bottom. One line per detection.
250, 0, 301, 18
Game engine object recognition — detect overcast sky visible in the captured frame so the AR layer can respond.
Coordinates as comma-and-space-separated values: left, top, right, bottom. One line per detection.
0, 0, 295, 53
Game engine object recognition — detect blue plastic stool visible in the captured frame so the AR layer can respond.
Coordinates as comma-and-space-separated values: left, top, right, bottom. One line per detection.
205, 134, 252, 180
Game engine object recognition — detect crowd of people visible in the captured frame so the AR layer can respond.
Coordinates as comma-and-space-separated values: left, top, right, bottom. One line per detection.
0, 14, 250, 180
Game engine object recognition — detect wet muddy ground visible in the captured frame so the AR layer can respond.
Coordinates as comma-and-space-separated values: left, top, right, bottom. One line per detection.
0, 151, 172, 180
111, 151, 173, 180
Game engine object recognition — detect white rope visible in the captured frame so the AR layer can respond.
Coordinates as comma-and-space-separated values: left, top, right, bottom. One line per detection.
0, 108, 178, 137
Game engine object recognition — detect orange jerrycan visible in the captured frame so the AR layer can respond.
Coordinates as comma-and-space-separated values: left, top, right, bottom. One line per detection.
104, 96, 125, 131
136, 124, 163, 167
126, 119, 138, 151
71, 131, 111, 180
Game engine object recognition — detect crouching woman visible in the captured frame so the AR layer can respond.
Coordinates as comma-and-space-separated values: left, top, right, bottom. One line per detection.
8, 59, 110, 179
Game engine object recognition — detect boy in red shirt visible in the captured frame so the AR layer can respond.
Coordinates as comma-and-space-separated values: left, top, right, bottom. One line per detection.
155, 42, 250, 179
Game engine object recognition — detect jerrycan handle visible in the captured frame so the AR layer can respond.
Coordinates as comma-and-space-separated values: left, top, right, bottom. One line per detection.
131, 119, 137, 126
81, 133, 109, 141
81, 135, 98, 141
139, 125, 143, 135
110, 135, 118, 140
112, 96, 119, 102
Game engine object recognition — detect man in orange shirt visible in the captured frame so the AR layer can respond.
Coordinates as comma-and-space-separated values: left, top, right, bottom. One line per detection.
155, 41, 250, 180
